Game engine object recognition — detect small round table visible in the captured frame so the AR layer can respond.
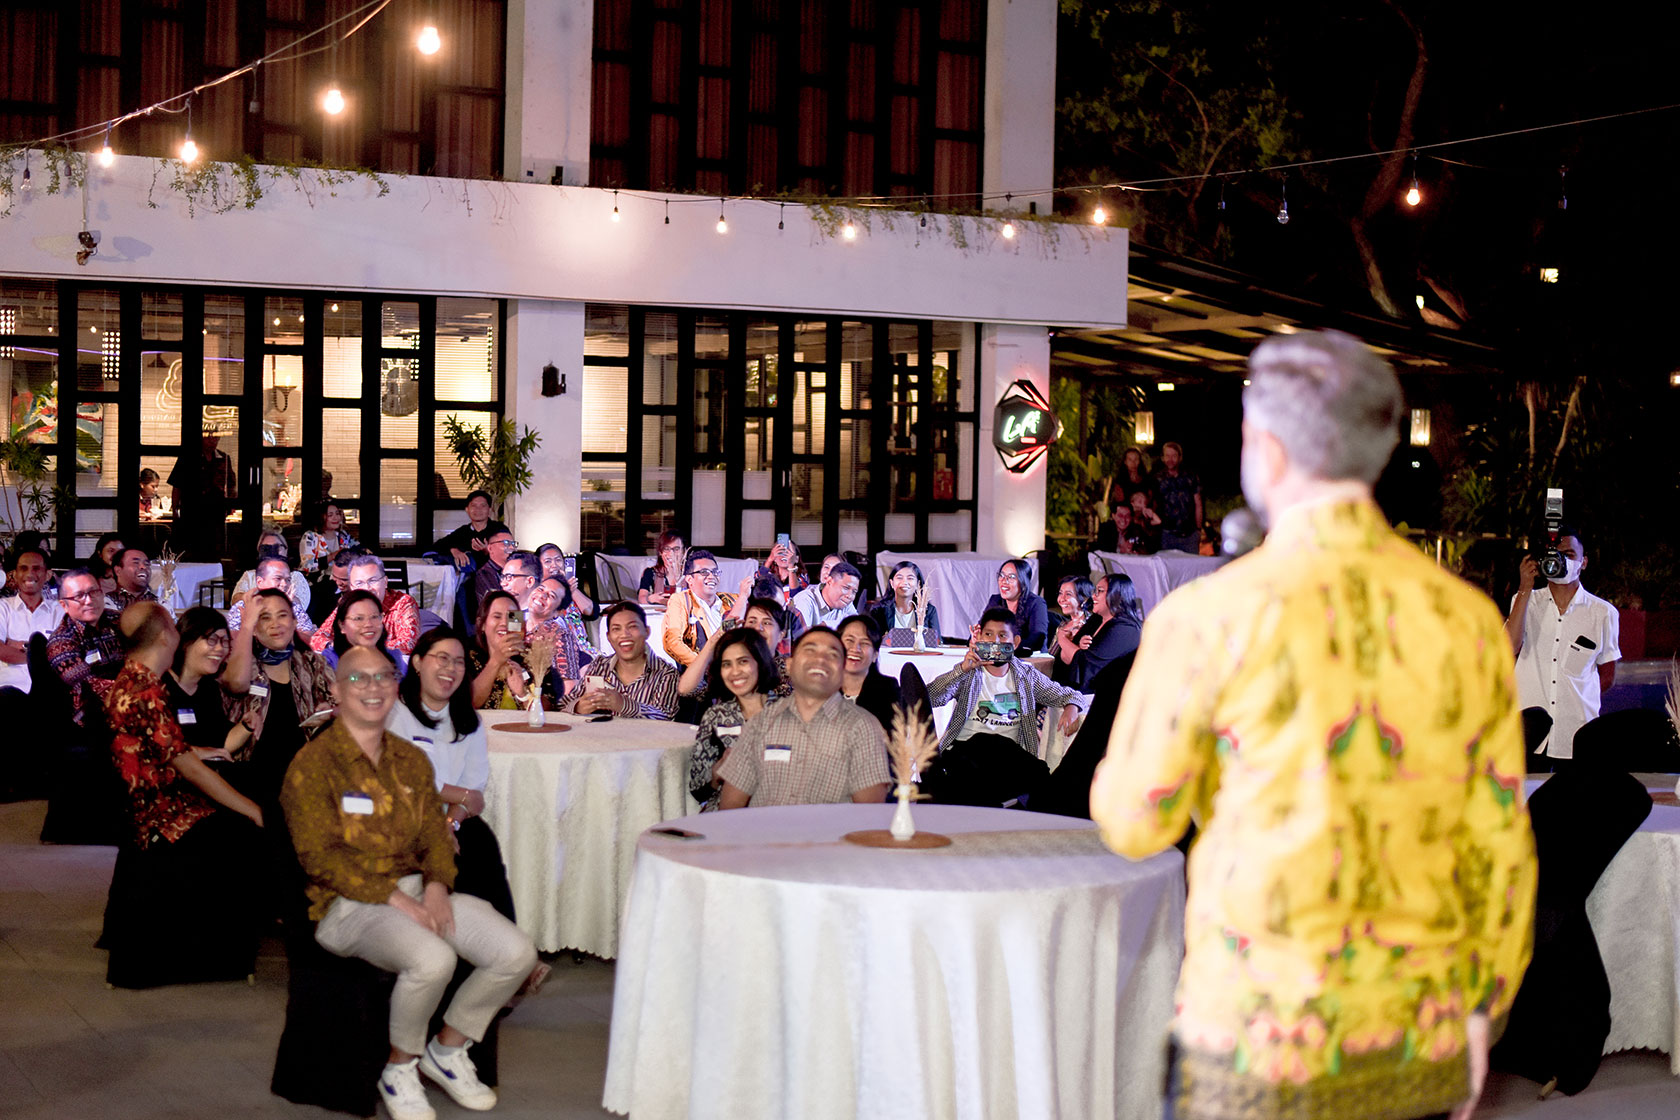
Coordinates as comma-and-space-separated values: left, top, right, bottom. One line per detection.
604, 803, 1185, 1120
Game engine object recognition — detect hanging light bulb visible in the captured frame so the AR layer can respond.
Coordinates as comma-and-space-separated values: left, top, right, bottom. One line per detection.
97, 128, 115, 168
1218, 180, 1227, 211
716, 200, 727, 234
1404, 152, 1421, 207
1091, 204, 1107, 225
778, 203, 785, 231
841, 221, 857, 240
1001, 220, 1017, 240
20, 155, 31, 194
180, 96, 200, 163
611, 190, 620, 222
1557, 165, 1568, 211
1276, 176, 1289, 225
417, 25, 442, 55
323, 87, 346, 115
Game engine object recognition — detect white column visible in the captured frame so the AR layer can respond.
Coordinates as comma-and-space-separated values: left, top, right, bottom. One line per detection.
503, 300, 584, 551
974, 323, 1051, 559
983, 0, 1057, 209
503, 0, 594, 186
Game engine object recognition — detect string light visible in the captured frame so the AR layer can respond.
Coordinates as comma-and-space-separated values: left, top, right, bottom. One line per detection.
20, 153, 31, 194
1404, 152, 1422, 207
179, 96, 199, 163
841, 220, 857, 240
1276, 175, 1289, 225
664, 199, 670, 226
323, 86, 346, 115
1558, 165, 1568, 211
715, 200, 727, 234
1091, 203, 1107, 225
1217, 180, 1226, 211
778, 202, 785, 231
97, 127, 115, 167
611, 189, 620, 222
1001, 220, 1016, 239
417, 24, 442, 55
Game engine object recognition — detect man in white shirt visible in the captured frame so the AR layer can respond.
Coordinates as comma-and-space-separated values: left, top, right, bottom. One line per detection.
1505, 526, 1620, 767
0, 547, 65, 693
788, 561, 861, 632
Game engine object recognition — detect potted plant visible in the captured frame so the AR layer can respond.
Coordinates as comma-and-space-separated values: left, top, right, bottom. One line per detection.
441, 416, 542, 520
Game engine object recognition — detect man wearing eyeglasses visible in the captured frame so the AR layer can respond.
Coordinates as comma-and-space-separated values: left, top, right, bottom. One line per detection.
45, 568, 127, 726
465, 531, 518, 631
662, 549, 738, 667
788, 560, 862, 633
226, 554, 318, 637
310, 553, 420, 654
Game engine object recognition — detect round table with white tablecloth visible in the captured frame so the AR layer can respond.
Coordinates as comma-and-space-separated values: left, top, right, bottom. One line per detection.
480, 713, 698, 958
603, 804, 1185, 1120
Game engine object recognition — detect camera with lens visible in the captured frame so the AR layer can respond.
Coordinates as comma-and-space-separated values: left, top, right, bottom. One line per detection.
1538, 488, 1567, 580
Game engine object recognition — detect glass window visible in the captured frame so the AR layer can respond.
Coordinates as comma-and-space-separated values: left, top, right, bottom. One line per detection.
643, 312, 678, 407
381, 302, 421, 350
141, 291, 183, 340
436, 410, 494, 500
262, 455, 305, 525
582, 365, 629, 454
694, 316, 728, 360
377, 358, 421, 448
436, 298, 498, 402
642, 416, 676, 498
840, 321, 872, 409
265, 296, 305, 345
139, 350, 183, 446
77, 401, 119, 497
138, 454, 176, 523
3, 345, 59, 452
0, 279, 59, 335
203, 294, 244, 395
321, 407, 362, 503
262, 354, 305, 447
378, 460, 419, 547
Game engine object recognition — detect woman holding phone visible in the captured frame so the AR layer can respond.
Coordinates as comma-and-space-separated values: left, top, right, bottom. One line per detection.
222, 587, 337, 803
466, 590, 544, 710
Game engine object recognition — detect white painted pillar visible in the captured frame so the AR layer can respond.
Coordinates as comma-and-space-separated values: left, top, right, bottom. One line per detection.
974, 323, 1051, 559
503, 300, 584, 551
503, 0, 594, 186
983, 0, 1057, 209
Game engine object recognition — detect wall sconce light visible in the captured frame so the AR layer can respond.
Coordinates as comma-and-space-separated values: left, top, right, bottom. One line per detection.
1409, 408, 1431, 447
542, 362, 566, 397
268, 357, 300, 410
1134, 410, 1155, 446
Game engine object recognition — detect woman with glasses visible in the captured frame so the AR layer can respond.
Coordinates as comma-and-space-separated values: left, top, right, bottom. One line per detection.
322, 588, 409, 677
639, 532, 686, 607
981, 557, 1050, 653
163, 606, 248, 765
388, 628, 518, 923
676, 596, 794, 698
223, 587, 337, 803
535, 542, 597, 619
687, 629, 781, 811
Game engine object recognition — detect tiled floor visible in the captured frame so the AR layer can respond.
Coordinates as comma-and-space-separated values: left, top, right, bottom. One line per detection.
1, 798, 1673, 1119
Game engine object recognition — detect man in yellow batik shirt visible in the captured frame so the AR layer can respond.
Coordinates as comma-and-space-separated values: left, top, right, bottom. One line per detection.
1092, 330, 1536, 1120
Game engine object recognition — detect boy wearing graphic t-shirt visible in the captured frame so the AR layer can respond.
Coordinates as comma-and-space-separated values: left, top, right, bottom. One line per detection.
921, 608, 1085, 806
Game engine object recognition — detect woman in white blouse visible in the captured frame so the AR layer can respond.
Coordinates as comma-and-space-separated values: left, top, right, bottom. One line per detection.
385, 626, 514, 922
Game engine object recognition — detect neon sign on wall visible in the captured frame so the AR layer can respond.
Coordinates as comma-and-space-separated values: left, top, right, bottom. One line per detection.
991, 379, 1063, 473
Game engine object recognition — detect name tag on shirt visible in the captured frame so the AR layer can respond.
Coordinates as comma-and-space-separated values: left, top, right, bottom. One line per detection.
342, 792, 374, 815
84, 650, 102, 664
764, 744, 792, 762
248, 682, 269, 698
412, 735, 433, 744
718, 725, 742, 738
177, 710, 197, 725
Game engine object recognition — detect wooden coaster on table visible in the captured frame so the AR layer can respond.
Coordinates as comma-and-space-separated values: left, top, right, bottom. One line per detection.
888, 650, 950, 656
842, 829, 952, 849
492, 722, 572, 734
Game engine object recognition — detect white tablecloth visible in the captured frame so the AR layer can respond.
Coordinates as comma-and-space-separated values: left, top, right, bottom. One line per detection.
398, 560, 459, 623
604, 804, 1184, 1120
875, 552, 1039, 640
1088, 550, 1225, 617
481, 714, 698, 958
1588, 798, 1680, 1072
152, 561, 225, 612
594, 555, 760, 601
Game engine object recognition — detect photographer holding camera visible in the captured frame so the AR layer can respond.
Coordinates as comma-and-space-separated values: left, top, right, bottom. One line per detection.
1505, 516, 1620, 769
919, 608, 1086, 806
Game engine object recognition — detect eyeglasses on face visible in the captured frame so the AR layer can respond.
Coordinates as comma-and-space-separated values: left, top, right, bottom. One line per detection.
424, 652, 466, 669
63, 589, 102, 603
691, 568, 719, 579
343, 671, 397, 689
201, 634, 233, 649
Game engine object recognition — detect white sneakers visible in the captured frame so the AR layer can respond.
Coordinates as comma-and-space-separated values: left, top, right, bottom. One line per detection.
379, 1059, 436, 1120
419, 1040, 499, 1111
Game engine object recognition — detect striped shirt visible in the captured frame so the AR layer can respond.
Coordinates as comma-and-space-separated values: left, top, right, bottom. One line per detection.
558, 652, 681, 720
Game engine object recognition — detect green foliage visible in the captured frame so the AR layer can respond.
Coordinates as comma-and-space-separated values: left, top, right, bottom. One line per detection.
0, 436, 64, 545
442, 416, 542, 518
1046, 376, 1145, 538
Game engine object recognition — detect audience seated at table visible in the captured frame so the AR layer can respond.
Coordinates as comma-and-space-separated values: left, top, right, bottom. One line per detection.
789, 560, 862, 632
0, 544, 64, 695
164, 606, 250, 766
867, 560, 942, 648
46, 568, 127, 727
308, 546, 360, 628
299, 500, 358, 574
716, 626, 890, 808
280, 644, 538, 1120
836, 615, 900, 733
105, 547, 159, 615
466, 530, 518, 628
637, 531, 686, 607
534, 543, 596, 619
322, 589, 411, 678
921, 608, 1087, 807
1094, 504, 1146, 555
677, 597, 793, 697
1048, 575, 1100, 687
1125, 490, 1162, 554
660, 549, 738, 667
223, 588, 338, 804
102, 601, 268, 989
233, 530, 314, 606
1051, 573, 1143, 692
311, 553, 420, 654
525, 577, 594, 693
387, 628, 517, 923
764, 539, 810, 597
495, 549, 541, 615
433, 489, 510, 571
468, 591, 552, 712
559, 602, 681, 720
981, 558, 1050, 653
687, 629, 782, 812
228, 551, 319, 636
0, 530, 58, 600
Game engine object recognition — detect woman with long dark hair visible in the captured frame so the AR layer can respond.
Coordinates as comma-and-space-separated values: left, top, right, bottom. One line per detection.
387, 627, 516, 921
868, 560, 942, 648
687, 629, 780, 811
639, 531, 686, 607
1055, 572, 1144, 692
164, 606, 245, 761
323, 588, 409, 677
467, 590, 545, 710
222, 586, 336, 803
1050, 575, 1101, 687
981, 557, 1050, 653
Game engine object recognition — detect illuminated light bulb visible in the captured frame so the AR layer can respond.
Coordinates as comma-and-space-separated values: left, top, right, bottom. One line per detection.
611, 205, 620, 222
1405, 182, 1421, 207
97, 130, 115, 168
1091, 205, 1107, 225
841, 221, 857, 240
330, 303, 339, 312
716, 217, 728, 234
417, 25, 442, 55
1415, 294, 1426, 310
1001, 221, 1016, 240
1276, 200, 1289, 225
273, 317, 281, 326
323, 87, 346, 115
180, 137, 199, 163
611, 190, 620, 222
20, 163, 31, 194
